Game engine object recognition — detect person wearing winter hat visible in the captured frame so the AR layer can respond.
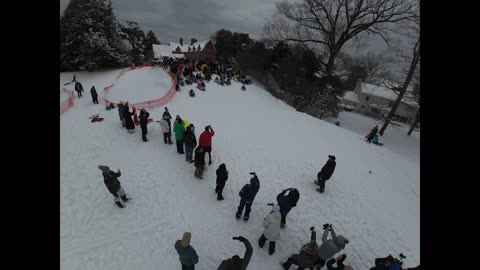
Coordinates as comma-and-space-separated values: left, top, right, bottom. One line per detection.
139, 108, 150, 142
326, 254, 354, 270
315, 155, 337, 193
174, 232, 199, 270
276, 188, 300, 229
215, 163, 228, 200
174, 117, 186, 154
199, 125, 215, 165
259, 204, 282, 255
282, 227, 319, 269
216, 236, 252, 270
118, 100, 125, 127
98, 165, 130, 208
315, 224, 349, 269
236, 173, 260, 222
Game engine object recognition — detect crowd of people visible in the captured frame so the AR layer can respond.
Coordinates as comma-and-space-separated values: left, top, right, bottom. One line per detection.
87, 65, 417, 269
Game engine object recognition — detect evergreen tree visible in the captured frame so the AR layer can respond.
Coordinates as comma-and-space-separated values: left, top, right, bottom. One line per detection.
60, 0, 131, 71
119, 21, 145, 65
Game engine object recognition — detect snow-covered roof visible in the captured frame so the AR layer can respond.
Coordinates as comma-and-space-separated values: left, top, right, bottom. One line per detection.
360, 82, 417, 106
343, 91, 359, 103
152, 44, 174, 58
173, 54, 185, 59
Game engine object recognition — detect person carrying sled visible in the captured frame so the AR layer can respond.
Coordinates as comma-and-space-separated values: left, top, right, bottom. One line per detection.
139, 108, 150, 142
259, 204, 282, 255
276, 188, 300, 228
174, 232, 199, 270
90, 86, 98, 104
194, 146, 206, 179
216, 236, 252, 270
282, 227, 319, 270
236, 172, 260, 222
183, 125, 197, 162
98, 165, 130, 208
74, 81, 84, 98
315, 155, 337, 193
199, 125, 215, 165
215, 163, 228, 200
366, 126, 379, 143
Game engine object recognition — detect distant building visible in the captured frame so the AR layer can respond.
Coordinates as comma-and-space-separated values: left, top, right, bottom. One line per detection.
152, 40, 216, 62
341, 80, 418, 124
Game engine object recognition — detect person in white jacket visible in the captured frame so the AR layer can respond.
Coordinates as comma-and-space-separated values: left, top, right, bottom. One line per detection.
258, 204, 282, 255
159, 118, 172, 144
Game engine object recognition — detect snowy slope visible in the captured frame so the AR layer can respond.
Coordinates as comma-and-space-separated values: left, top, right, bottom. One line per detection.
106, 67, 172, 104
60, 69, 420, 270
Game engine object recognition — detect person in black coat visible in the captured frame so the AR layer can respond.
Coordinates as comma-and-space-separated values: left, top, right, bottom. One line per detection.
90, 86, 99, 104
194, 146, 206, 179
215, 163, 228, 201
217, 236, 252, 270
236, 173, 260, 222
98, 165, 130, 208
162, 107, 172, 129
315, 155, 337, 193
183, 126, 197, 162
139, 108, 150, 142
123, 104, 135, 133
74, 82, 84, 97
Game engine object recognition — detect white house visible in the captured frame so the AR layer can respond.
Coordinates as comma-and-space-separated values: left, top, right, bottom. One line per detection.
341, 80, 418, 124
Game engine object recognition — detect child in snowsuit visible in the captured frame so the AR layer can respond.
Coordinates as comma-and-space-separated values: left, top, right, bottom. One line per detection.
366, 126, 379, 143
215, 163, 228, 200
98, 165, 130, 208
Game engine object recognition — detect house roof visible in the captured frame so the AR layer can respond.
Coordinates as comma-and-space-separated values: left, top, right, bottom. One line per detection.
360, 82, 417, 106
343, 91, 359, 103
152, 44, 174, 58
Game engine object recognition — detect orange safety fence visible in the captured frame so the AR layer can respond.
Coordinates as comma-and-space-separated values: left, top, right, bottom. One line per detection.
60, 88, 75, 115
103, 64, 177, 109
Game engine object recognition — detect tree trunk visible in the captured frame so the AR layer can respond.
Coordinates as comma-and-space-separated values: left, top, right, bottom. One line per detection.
379, 44, 420, 136
407, 108, 420, 136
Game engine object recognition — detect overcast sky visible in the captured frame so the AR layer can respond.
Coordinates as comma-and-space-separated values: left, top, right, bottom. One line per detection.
60, 0, 393, 55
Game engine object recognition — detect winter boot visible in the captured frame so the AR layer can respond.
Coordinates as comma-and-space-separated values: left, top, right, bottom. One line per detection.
236, 212, 241, 219
217, 194, 224, 201
209, 160, 213, 165
121, 195, 130, 202
243, 215, 249, 222
316, 188, 324, 193
115, 202, 125, 208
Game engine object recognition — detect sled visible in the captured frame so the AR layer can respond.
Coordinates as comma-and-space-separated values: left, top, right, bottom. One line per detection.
91, 116, 104, 123
89, 114, 100, 119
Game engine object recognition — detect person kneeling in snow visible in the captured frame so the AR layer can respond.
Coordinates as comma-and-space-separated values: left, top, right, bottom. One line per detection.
194, 146, 206, 179
282, 227, 319, 270
98, 165, 130, 208
259, 204, 282, 255
217, 236, 252, 270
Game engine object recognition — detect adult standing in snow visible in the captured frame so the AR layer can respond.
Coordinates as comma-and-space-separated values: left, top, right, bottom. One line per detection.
282, 227, 319, 270
326, 254, 354, 270
258, 204, 282, 255
159, 117, 173, 144
174, 116, 186, 154
123, 103, 135, 134
315, 155, 337, 193
183, 126, 197, 162
199, 125, 215, 165
139, 108, 150, 142
163, 107, 172, 129
366, 125, 379, 143
90, 86, 98, 104
236, 172, 260, 222
215, 163, 228, 200
74, 81, 84, 98
194, 146, 206, 179
174, 232, 199, 270
98, 165, 130, 208
117, 100, 125, 127
316, 224, 349, 269
276, 188, 300, 229
216, 236, 252, 270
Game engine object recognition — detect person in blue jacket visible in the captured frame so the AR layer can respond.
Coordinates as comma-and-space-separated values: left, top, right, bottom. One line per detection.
235, 172, 260, 222
276, 188, 300, 229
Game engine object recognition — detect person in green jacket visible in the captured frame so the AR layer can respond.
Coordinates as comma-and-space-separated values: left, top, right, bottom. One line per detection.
175, 232, 199, 270
174, 116, 186, 154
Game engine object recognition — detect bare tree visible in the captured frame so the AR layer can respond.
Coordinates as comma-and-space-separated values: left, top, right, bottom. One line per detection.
264, 0, 416, 78
379, 1, 419, 135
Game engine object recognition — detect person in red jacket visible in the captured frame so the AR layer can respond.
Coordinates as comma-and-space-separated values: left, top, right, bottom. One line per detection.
199, 125, 215, 165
